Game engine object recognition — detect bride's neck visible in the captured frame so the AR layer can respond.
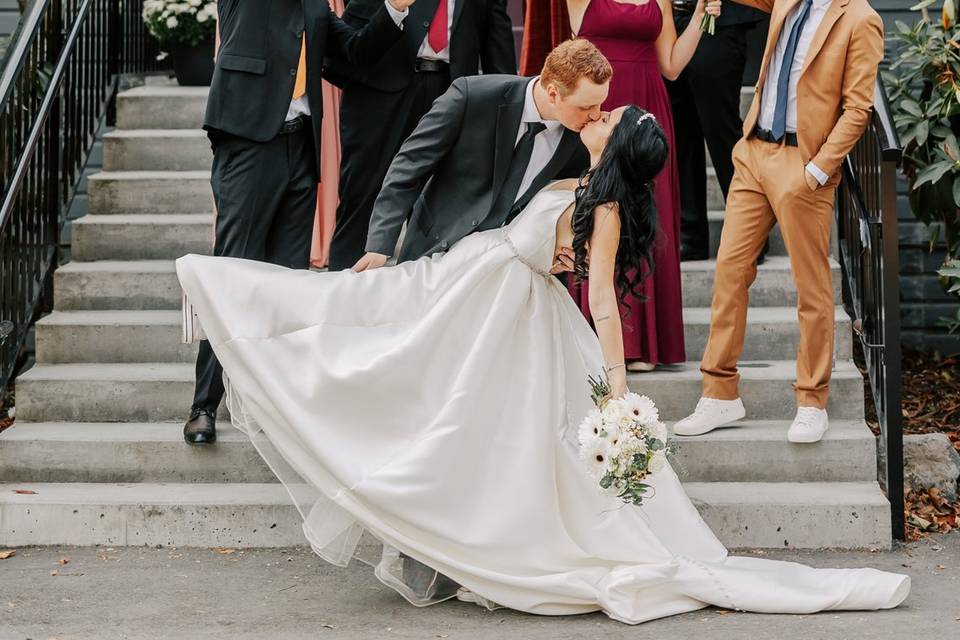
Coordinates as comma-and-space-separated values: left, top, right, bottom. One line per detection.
589, 152, 601, 168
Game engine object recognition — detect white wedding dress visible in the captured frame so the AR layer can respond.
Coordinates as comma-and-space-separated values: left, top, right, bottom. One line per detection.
176, 189, 909, 624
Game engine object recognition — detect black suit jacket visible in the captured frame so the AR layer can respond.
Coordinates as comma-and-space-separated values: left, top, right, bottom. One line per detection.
204, 0, 403, 169
324, 0, 516, 92
366, 75, 589, 261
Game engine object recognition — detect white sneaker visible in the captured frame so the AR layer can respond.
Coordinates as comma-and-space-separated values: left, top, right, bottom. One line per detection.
672, 397, 746, 436
787, 407, 829, 443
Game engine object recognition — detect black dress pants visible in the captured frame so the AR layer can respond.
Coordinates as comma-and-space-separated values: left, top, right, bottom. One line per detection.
667, 20, 750, 257
327, 69, 451, 271
192, 125, 318, 413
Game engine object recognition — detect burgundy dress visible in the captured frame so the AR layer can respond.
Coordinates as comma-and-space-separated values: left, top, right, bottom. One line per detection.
568, 0, 685, 365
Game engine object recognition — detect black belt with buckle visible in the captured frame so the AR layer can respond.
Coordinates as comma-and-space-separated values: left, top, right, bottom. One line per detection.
753, 127, 798, 147
415, 58, 450, 73
672, 0, 697, 16
280, 115, 308, 135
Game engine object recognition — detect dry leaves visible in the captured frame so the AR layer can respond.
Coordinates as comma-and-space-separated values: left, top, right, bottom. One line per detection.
13, 489, 36, 495
905, 487, 960, 541
213, 548, 237, 554
0, 550, 15, 560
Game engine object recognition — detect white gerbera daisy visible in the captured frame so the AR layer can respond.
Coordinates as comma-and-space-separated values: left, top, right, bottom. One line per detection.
577, 408, 603, 446
622, 393, 659, 425
579, 436, 612, 480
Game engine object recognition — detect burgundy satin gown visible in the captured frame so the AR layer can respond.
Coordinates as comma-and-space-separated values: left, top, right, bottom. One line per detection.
568, 0, 686, 365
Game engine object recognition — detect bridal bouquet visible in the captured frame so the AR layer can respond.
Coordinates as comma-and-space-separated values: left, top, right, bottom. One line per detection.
577, 375, 671, 506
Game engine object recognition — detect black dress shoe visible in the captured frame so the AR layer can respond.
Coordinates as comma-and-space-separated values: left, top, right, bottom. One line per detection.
184, 407, 217, 445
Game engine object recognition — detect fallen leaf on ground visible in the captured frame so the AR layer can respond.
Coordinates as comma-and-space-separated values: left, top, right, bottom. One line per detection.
13, 489, 36, 495
214, 548, 237, 554
58, 557, 69, 565
0, 550, 15, 560
49, 570, 58, 576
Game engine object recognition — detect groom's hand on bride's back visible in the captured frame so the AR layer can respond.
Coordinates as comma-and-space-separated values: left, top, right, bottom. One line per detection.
353, 252, 389, 272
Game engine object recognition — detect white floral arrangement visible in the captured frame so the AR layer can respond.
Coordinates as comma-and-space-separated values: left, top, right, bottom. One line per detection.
577, 375, 672, 506
143, 0, 218, 46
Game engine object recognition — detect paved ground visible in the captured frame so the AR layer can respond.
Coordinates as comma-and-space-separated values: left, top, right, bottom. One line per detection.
1, 534, 958, 640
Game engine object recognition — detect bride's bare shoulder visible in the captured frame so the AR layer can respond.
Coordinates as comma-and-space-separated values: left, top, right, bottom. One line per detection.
546, 179, 580, 192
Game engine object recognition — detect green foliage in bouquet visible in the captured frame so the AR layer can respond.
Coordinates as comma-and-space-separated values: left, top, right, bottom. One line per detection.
885, 0, 960, 332
142, 0, 218, 47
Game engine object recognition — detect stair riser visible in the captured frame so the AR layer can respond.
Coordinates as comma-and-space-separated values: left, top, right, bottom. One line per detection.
708, 218, 788, 259
680, 267, 841, 308
54, 269, 182, 311
0, 499, 887, 550
2, 433, 877, 484
88, 177, 211, 214
72, 221, 212, 261
16, 374, 864, 423
56, 266, 841, 311
104, 136, 212, 172
33, 313, 853, 364
116, 92, 207, 130
0, 502, 305, 547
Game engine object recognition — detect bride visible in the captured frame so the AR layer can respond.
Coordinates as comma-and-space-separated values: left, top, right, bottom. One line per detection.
176, 106, 909, 624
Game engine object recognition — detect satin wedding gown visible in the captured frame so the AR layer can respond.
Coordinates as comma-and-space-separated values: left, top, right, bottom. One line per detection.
176, 188, 909, 624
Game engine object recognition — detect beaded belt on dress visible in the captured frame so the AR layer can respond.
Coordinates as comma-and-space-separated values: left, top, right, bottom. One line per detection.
500, 229, 552, 277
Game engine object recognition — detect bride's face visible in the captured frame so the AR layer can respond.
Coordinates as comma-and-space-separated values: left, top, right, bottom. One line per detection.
580, 107, 626, 156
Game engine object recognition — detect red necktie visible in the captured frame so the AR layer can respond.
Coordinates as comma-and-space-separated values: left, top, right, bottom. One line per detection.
427, 0, 448, 53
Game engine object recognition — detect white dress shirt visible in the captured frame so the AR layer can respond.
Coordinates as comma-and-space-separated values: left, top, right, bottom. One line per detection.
515, 77, 564, 202
286, 0, 409, 121
417, 0, 455, 62
758, 0, 832, 184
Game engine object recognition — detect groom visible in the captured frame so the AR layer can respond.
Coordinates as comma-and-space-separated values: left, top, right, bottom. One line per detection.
352, 38, 612, 272
674, 0, 884, 443
184, 0, 414, 445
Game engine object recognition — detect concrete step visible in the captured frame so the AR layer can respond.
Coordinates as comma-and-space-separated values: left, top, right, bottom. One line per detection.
15, 360, 865, 423
707, 210, 788, 258
680, 256, 841, 308
0, 420, 877, 485
0, 480, 889, 549
88, 171, 211, 214
103, 130, 211, 172
71, 214, 212, 261
35, 311, 197, 364
116, 86, 208, 130
31, 306, 852, 364
707, 167, 724, 211
54, 260, 182, 311
53, 256, 838, 312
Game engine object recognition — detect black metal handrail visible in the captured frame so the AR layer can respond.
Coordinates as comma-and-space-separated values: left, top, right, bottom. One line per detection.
836, 77, 905, 541
0, 0, 164, 391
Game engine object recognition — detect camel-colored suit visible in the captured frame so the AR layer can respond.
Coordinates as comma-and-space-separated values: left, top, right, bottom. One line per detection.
700, 0, 884, 408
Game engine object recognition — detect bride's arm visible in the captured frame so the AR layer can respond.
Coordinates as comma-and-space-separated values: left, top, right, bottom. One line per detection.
586, 204, 629, 399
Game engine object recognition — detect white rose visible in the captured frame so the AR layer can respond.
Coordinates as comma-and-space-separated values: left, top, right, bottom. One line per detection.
650, 421, 668, 442
188, 0, 202, 6
601, 398, 626, 423
197, 11, 210, 22
166, 15, 179, 28
648, 451, 667, 474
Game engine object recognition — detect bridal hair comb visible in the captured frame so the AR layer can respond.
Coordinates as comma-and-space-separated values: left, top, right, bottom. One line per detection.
637, 112, 657, 126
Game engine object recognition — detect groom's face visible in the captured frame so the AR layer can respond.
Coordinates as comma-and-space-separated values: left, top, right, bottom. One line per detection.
548, 78, 609, 133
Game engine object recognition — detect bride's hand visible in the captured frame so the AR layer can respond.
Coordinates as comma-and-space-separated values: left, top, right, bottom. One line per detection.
353, 252, 389, 272
550, 247, 575, 275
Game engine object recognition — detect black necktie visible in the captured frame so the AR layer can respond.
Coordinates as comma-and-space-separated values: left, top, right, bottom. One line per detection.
489, 122, 548, 224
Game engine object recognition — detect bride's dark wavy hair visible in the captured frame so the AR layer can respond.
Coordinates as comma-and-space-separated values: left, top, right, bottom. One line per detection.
571, 105, 668, 303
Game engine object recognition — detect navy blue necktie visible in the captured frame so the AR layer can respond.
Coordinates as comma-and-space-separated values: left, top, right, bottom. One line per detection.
771, 0, 814, 141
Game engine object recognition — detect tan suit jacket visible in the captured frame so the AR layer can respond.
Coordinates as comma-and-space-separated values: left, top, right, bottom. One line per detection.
735, 0, 884, 180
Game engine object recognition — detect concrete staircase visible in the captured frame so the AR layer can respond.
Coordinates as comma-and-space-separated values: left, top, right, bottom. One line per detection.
0, 85, 892, 550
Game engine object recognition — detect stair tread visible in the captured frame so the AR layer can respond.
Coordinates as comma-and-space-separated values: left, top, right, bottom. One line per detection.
73, 213, 211, 223
57, 259, 177, 273
104, 129, 206, 139
119, 86, 210, 98
17, 360, 863, 382
90, 170, 211, 180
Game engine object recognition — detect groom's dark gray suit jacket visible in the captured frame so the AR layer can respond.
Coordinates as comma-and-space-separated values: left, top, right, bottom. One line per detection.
365, 75, 589, 262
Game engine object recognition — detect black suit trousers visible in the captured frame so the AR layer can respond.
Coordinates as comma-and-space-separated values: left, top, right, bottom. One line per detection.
667, 22, 749, 256
327, 70, 451, 271
192, 127, 318, 413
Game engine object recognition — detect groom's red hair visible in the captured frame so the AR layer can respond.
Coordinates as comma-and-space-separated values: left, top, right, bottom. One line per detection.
540, 39, 613, 97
